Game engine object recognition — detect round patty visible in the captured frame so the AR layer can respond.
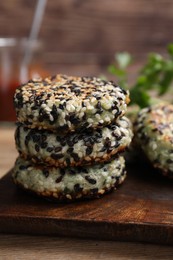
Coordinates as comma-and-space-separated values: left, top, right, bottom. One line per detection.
14, 74, 130, 132
134, 103, 173, 178
15, 116, 133, 168
12, 156, 126, 201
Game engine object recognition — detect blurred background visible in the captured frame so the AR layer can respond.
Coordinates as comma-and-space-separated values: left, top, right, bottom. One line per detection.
0, 0, 173, 121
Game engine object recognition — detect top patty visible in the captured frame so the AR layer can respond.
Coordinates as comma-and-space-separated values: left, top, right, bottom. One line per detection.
14, 74, 130, 132
134, 103, 173, 177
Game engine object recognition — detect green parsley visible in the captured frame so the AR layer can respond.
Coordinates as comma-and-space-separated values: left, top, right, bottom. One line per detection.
108, 44, 173, 108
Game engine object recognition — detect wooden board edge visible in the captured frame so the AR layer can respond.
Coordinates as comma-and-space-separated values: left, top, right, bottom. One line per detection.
0, 215, 173, 245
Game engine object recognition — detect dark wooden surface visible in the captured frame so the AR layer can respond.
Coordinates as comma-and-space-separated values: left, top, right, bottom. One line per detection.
1, 162, 173, 245
2, 128, 173, 258
1, 0, 173, 75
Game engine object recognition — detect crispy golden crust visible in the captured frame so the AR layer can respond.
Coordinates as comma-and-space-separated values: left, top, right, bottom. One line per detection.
13, 180, 124, 202
14, 74, 129, 132
19, 145, 127, 168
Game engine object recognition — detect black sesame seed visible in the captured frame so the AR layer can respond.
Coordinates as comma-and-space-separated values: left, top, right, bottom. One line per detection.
69, 114, 80, 125
85, 176, 96, 185
41, 142, 48, 149
96, 101, 102, 109
35, 144, 40, 152
28, 114, 34, 119
112, 132, 122, 141
23, 126, 28, 132
59, 104, 64, 110
58, 124, 69, 132
31, 105, 38, 110
74, 184, 83, 192
56, 136, 61, 142
107, 147, 113, 153
96, 109, 103, 114
167, 159, 173, 164
98, 122, 103, 127
152, 128, 158, 132
114, 142, 120, 148
54, 146, 62, 152
47, 147, 54, 152
67, 147, 74, 153
15, 127, 20, 145
32, 134, 41, 143
24, 121, 32, 126
82, 101, 86, 107
25, 135, 30, 145
82, 168, 88, 173
115, 176, 120, 181
86, 146, 93, 155
90, 188, 98, 194
116, 165, 121, 170
56, 176, 63, 183
99, 146, 107, 152
104, 137, 111, 148
51, 153, 64, 160
115, 110, 122, 117
66, 158, 71, 166
95, 131, 102, 139
51, 104, 58, 122
69, 169, 76, 174
60, 168, 65, 175
120, 87, 127, 95
19, 165, 27, 170
60, 139, 66, 146
71, 153, 80, 162
65, 114, 70, 120
122, 168, 126, 176
67, 139, 74, 147
140, 132, 150, 144
73, 88, 81, 95
15, 93, 23, 109
38, 115, 44, 122
72, 136, 79, 144
88, 137, 95, 145
43, 169, 49, 178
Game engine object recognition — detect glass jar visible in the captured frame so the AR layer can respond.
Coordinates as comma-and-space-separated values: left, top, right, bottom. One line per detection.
0, 38, 48, 122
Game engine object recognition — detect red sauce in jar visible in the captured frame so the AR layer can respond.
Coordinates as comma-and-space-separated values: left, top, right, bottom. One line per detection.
0, 65, 49, 122
0, 81, 19, 121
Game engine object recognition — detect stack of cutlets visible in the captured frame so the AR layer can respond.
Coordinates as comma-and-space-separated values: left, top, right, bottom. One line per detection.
13, 74, 133, 201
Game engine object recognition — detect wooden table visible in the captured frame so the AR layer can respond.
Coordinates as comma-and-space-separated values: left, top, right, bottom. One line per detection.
1, 126, 173, 260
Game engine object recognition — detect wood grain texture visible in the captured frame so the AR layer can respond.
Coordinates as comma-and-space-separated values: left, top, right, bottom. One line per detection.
1, 235, 173, 260
0, 0, 173, 72
1, 127, 173, 259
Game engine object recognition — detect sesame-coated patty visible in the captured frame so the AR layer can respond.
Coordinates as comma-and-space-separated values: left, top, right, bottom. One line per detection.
15, 116, 133, 168
134, 103, 173, 178
13, 156, 126, 201
14, 74, 130, 132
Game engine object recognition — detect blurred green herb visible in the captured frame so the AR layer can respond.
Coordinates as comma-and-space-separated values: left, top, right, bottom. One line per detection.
108, 44, 173, 108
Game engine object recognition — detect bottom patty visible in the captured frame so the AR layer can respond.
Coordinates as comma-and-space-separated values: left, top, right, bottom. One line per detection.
12, 156, 126, 201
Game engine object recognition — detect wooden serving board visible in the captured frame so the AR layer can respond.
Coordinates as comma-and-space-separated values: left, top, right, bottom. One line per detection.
1, 163, 173, 245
